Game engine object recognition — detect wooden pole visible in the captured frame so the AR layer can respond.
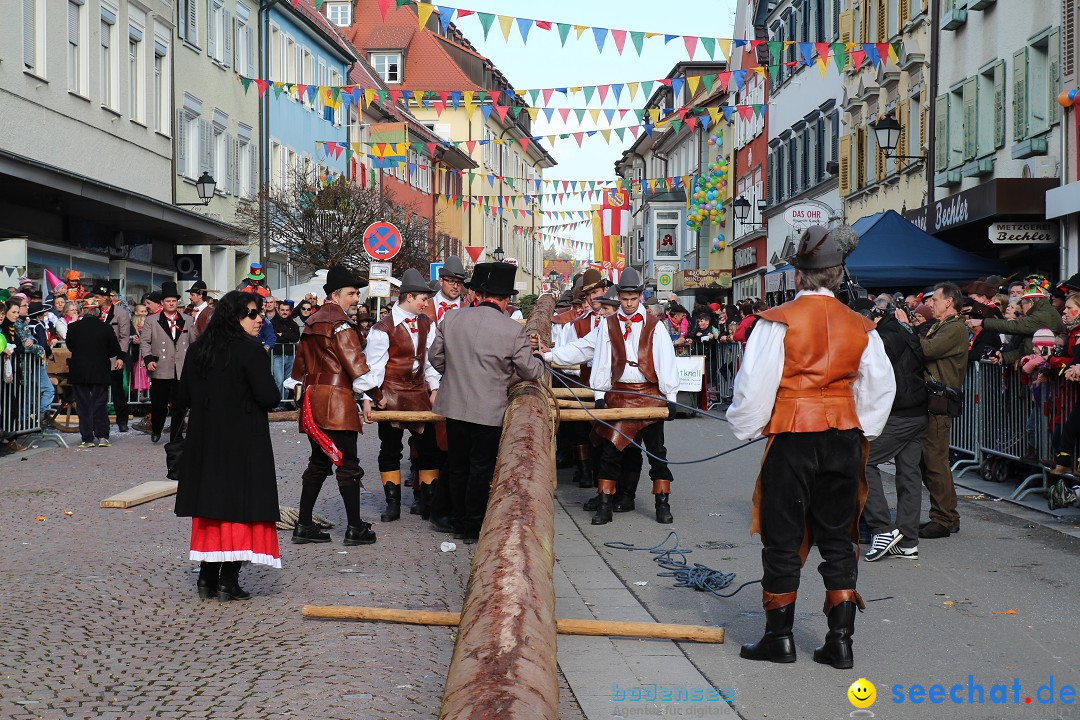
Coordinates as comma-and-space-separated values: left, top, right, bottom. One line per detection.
301, 605, 725, 644
551, 387, 594, 399
557, 400, 595, 409
559, 407, 669, 422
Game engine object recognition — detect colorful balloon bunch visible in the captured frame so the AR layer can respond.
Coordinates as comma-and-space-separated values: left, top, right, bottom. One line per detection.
687, 131, 729, 253
1058, 89, 1080, 107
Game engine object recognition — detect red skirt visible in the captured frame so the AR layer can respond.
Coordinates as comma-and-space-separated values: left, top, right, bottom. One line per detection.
189, 518, 282, 568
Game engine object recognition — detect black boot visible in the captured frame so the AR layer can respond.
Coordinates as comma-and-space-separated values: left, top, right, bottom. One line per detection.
591, 479, 616, 525
740, 591, 797, 663
653, 480, 673, 523
292, 522, 331, 544
197, 561, 220, 599
613, 471, 640, 513
217, 561, 250, 601
583, 494, 600, 511
344, 522, 377, 546
380, 482, 401, 522
813, 590, 862, 670
412, 480, 433, 519
573, 446, 594, 488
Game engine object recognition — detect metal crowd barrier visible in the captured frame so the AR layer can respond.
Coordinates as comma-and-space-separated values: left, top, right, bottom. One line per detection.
690, 338, 743, 409
950, 360, 1079, 502
269, 341, 299, 409
1, 352, 65, 447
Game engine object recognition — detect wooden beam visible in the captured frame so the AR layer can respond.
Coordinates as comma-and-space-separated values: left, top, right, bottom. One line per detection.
551, 387, 594, 399
369, 410, 443, 423
100, 481, 178, 509
557, 400, 595, 409
301, 605, 725, 644
559, 407, 669, 422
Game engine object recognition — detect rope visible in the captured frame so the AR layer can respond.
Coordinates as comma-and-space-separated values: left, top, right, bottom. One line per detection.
604, 531, 761, 598
543, 364, 765, 465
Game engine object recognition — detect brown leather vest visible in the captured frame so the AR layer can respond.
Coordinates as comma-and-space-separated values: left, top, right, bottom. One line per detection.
572, 310, 602, 384
373, 313, 432, 413
757, 294, 876, 435
606, 312, 660, 385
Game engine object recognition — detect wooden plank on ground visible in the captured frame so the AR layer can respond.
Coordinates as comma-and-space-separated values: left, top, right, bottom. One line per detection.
100, 481, 178, 509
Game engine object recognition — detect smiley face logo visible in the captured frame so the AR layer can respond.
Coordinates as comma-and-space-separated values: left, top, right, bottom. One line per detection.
848, 678, 876, 709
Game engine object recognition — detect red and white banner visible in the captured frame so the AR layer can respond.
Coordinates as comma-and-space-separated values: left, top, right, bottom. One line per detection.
600, 188, 630, 237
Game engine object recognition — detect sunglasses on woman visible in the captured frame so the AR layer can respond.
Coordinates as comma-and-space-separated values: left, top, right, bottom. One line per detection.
243, 308, 263, 319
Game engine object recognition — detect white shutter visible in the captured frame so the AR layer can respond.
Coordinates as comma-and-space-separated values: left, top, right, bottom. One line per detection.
231, 136, 239, 195
23, 0, 36, 68
68, 2, 79, 45
176, 110, 187, 175
223, 9, 232, 67
186, 0, 197, 44
249, 143, 258, 196
246, 26, 254, 75
206, 0, 215, 57
200, 119, 212, 173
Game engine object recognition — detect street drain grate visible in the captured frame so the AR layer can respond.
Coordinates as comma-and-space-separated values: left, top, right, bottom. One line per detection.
697, 541, 737, 550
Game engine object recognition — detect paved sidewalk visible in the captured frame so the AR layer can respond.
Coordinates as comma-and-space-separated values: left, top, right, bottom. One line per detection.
0, 425, 585, 720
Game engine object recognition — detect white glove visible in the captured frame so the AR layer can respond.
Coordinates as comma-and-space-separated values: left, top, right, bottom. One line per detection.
283, 378, 301, 391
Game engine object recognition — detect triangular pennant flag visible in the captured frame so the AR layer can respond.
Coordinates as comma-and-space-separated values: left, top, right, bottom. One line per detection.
628, 30, 646, 57
477, 12, 495, 39
518, 137, 530, 153
436, 6, 454, 34
876, 42, 892, 64
498, 15, 514, 41
641, 80, 655, 99
862, 43, 881, 66
799, 42, 815, 66
582, 85, 595, 104
686, 74, 701, 97
831, 42, 848, 72
254, 79, 269, 97
574, 25, 589, 39
239, 76, 252, 93
416, 2, 436, 30
738, 105, 754, 121
597, 84, 610, 103
592, 27, 607, 53
573, 108, 585, 122
684, 35, 699, 59
377, 0, 392, 20
557, 23, 571, 46
611, 29, 627, 55
768, 41, 783, 64
493, 105, 510, 123
517, 17, 533, 43
670, 119, 683, 134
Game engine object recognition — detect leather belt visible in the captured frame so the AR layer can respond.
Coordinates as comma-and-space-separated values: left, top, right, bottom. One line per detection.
776, 388, 853, 399
307, 372, 352, 388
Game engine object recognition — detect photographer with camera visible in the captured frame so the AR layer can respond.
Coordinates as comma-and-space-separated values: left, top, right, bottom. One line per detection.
851, 299, 928, 562
917, 283, 969, 540
966, 278, 1064, 367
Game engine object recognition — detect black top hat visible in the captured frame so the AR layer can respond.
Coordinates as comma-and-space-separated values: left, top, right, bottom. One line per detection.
323, 265, 365, 296
470, 262, 519, 297
188, 280, 208, 294
90, 282, 112, 298
399, 268, 432, 295
146, 291, 164, 304
160, 281, 181, 300
1060, 273, 1080, 294
439, 255, 467, 280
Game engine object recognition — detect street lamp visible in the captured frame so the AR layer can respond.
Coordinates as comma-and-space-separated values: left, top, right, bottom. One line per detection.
176, 172, 217, 206
492, 245, 506, 262
733, 196, 762, 228
547, 269, 559, 289
871, 115, 925, 161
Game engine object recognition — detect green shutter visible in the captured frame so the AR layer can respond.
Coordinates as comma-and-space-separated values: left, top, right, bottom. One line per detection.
994, 60, 1006, 148
962, 77, 978, 160
1049, 29, 1061, 126
1013, 48, 1028, 140
935, 94, 949, 171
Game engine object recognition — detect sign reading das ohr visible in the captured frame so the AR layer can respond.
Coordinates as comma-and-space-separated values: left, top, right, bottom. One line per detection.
784, 203, 831, 229
363, 221, 403, 260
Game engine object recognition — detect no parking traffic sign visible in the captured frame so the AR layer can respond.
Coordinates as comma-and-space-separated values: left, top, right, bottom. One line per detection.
363, 221, 403, 261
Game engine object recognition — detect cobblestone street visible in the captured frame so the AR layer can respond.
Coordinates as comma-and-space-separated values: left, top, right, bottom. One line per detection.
0, 426, 584, 720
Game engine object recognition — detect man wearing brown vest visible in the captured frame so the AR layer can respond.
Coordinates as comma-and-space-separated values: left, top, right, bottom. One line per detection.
728, 225, 895, 670
545, 268, 680, 525
562, 269, 610, 487
356, 269, 443, 523
288, 265, 376, 547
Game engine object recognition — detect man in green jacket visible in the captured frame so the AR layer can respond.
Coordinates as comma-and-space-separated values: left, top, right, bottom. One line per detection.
967, 285, 1064, 365
918, 283, 970, 540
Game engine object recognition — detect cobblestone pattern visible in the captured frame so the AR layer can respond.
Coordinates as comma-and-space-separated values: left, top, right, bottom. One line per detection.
0, 425, 585, 719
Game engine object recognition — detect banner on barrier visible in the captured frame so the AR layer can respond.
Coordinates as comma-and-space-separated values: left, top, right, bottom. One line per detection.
676, 356, 705, 392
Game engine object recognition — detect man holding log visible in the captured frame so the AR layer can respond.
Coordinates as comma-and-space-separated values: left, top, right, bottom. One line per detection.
287, 265, 377, 547
727, 225, 895, 670
355, 268, 443, 523
429, 262, 545, 540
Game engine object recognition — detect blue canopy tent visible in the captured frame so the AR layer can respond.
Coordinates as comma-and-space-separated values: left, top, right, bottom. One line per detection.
846, 210, 1004, 288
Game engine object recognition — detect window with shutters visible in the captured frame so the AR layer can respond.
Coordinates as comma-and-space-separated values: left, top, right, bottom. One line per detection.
270, 141, 283, 190
270, 26, 281, 78
908, 92, 923, 160
893, 106, 906, 174
948, 86, 964, 167
100, 10, 118, 111
1012, 48, 1028, 140
887, 0, 900, 38
962, 77, 977, 161
864, 124, 877, 184
815, 117, 826, 182
1027, 33, 1053, 136
1065, 0, 1077, 87
153, 24, 171, 135
23, 0, 46, 74
839, 8, 854, 44
801, 126, 811, 189
179, 0, 198, 48
831, 110, 840, 162
976, 68, 996, 156
128, 13, 145, 124
212, 112, 228, 194
177, 99, 201, 179
785, 11, 797, 77
992, 60, 1005, 148
934, 94, 949, 171
207, 0, 226, 65
855, 126, 866, 189
283, 36, 296, 84
68, 0, 87, 94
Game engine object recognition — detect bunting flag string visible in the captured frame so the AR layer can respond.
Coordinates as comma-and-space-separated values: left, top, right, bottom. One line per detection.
236, 41, 900, 108
393, 0, 895, 65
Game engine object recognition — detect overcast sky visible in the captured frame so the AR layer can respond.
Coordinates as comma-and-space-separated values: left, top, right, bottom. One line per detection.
447, 0, 738, 258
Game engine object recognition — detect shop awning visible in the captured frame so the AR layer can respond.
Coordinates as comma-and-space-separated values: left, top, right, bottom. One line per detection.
764, 266, 795, 293
847, 210, 1004, 288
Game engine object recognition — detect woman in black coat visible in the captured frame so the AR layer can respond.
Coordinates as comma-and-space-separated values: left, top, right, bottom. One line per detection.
175, 290, 281, 601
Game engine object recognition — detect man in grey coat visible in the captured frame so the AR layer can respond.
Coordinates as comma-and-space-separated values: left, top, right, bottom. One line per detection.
140, 281, 193, 443
429, 262, 544, 539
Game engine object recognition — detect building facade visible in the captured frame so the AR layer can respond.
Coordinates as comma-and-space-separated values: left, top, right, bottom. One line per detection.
173, 0, 260, 291
904, 0, 1063, 274
1047, 0, 1080, 276
3, 0, 238, 300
